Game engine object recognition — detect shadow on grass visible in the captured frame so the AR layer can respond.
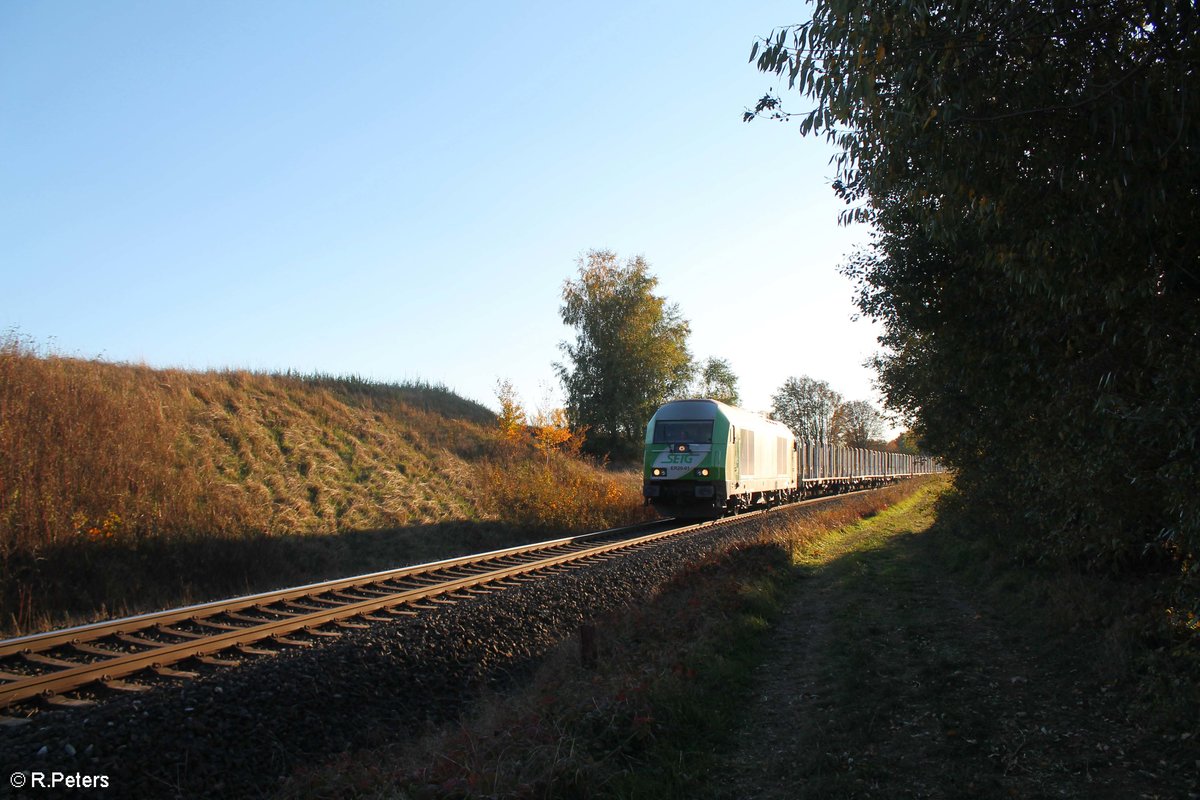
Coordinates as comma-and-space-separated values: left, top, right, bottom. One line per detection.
1, 519, 567, 636
732, 495, 1200, 800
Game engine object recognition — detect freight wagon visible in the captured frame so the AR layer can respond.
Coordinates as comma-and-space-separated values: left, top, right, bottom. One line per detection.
642, 398, 941, 518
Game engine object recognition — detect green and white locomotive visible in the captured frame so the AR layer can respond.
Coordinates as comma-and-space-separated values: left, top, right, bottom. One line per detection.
642, 399, 799, 518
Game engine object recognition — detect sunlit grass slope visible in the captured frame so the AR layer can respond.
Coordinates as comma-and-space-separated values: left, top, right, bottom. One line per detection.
0, 336, 651, 634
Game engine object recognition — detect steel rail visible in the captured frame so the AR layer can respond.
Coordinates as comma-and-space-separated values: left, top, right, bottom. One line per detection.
0, 519, 675, 660
0, 520, 715, 705
0, 488, 886, 709
0, 519, 693, 708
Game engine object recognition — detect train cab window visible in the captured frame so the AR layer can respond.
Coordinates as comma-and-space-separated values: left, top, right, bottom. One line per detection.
653, 421, 714, 444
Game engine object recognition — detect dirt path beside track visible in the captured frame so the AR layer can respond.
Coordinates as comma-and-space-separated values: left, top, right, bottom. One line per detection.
710, 490, 1198, 800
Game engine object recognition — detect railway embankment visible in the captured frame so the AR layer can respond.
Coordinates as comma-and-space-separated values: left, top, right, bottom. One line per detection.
0, 341, 650, 636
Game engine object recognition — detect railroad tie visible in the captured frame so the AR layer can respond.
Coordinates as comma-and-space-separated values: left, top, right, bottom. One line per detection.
117, 633, 164, 649
302, 628, 341, 638
23, 653, 83, 669
193, 619, 246, 632
157, 625, 206, 640
152, 666, 199, 679
40, 695, 94, 709
71, 643, 119, 657
195, 655, 241, 667
337, 587, 392, 598
282, 601, 336, 613
234, 644, 276, 657
100, 679, 149, 693
262, 607, 307, 617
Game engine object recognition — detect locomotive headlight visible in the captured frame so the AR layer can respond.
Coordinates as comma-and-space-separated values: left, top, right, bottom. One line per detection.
652, 468, 664, 476
699, 468, 710, 477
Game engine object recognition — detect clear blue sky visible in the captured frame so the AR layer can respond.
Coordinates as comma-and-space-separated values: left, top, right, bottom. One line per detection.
1, 2, 892, 428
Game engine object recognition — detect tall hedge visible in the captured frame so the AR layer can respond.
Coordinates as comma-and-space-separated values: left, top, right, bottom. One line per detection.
750, 0, 1199, 589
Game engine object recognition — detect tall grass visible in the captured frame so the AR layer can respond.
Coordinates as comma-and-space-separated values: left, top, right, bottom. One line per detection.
284, 370, 495, 425
0, 337, 204, 554
480, 455, 653, 533
0, 335, 651, 633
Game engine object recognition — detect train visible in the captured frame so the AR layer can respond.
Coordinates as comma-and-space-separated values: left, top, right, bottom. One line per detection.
641, 398, 943, 519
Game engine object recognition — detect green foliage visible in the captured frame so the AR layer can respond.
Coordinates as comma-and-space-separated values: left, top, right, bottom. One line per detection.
771, 375, 843, 444
750, 1, 1200, 590
693, 355, 742, 405
556, 249, 693, 460
889, 430, 921, 456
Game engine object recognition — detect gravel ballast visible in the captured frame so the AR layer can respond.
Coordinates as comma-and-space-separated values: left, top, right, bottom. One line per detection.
0, 500, 853, 799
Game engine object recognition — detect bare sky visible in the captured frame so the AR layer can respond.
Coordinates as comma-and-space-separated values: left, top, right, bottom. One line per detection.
1, 2, 894, 429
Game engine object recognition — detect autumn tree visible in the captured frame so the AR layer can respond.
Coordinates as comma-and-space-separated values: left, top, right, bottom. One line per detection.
494, 379, 526, 445
531, 407, 582, 462
831, 399, 884, 448
556, 250, 693, 459
887, 430, 920, 456
749, 0, 1200, 576
528, 385, 586, 462
692, 357, 741, 406
770, 376, 842, 444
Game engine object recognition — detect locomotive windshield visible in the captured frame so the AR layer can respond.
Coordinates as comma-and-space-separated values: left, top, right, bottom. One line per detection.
653, 421, 714, 444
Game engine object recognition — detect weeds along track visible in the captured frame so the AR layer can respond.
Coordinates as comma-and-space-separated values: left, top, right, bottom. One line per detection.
0, 491, 877, 722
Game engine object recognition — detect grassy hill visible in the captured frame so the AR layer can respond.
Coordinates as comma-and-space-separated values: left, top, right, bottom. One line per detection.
0, 336, 651, 634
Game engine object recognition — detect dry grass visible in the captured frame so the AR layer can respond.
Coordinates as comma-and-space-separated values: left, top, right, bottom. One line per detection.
0, 335, 652, 634
479, 457, 653, 534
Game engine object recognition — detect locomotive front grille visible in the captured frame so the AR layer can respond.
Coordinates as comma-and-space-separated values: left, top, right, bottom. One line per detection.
643, 480, 721, 500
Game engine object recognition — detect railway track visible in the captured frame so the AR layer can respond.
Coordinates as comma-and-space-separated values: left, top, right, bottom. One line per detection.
0, 517, 684, 718
0, 491, 878, 721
